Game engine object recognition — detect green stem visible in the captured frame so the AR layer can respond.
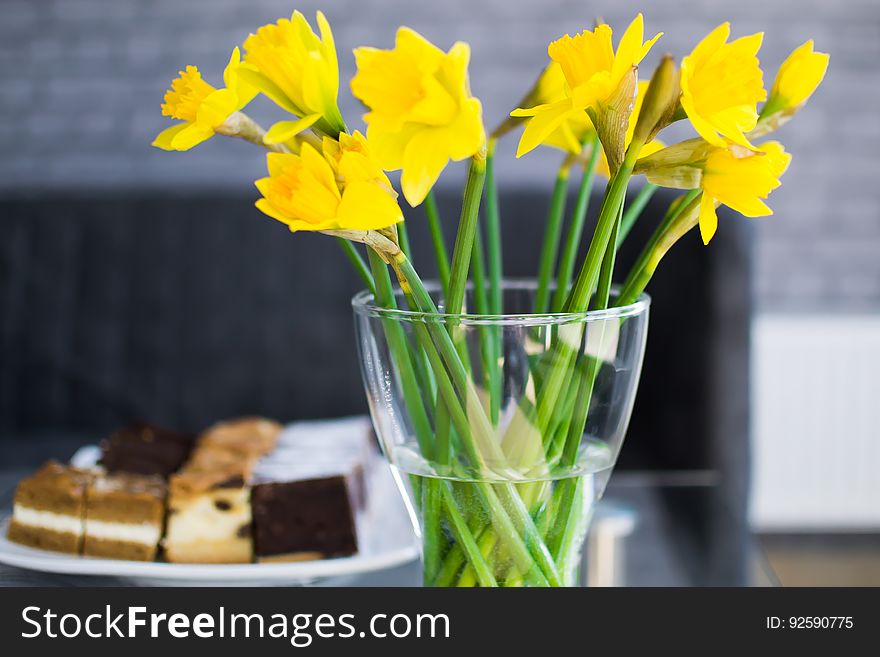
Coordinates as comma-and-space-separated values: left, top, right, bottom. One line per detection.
546, 207, 622, 562
482, 140, 505, 432
616, 183, 657, 251
617, 192, 703, 306
532, 155, 635, 446
550, 193, 694, 567
564, 148, 638, 313
440, 483, 498, 587
484, 139, 503, 315
535, 164, 571, 314
425, 191, 451, 293
367, 250, 440, 581
595, 204, 622, 310
393, 254, 562, 586
551, 139, 600, 313
336, 238, 374, 296
368, 250, 433, 455
397, 222, 412, 263
431, 153, 486, 482
447, 153, 487, 314
472, 229, 501, 423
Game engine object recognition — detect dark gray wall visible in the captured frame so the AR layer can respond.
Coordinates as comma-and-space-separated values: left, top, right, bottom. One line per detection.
0, 0, 875, 311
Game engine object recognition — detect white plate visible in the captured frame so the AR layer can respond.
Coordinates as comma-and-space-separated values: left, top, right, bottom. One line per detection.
0, 421, 419, 586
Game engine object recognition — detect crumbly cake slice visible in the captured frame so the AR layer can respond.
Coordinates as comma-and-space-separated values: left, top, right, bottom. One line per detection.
83, 473, 166, 561
7, 461, 93, 554
163, 466, 253, 564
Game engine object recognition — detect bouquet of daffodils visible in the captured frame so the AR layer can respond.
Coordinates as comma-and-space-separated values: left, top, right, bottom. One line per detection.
155, 11, 827, 586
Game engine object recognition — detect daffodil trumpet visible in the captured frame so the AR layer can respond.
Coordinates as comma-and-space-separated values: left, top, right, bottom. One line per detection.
153, 12, 825, 587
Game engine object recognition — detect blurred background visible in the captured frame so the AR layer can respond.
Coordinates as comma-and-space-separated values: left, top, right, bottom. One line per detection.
0, 0, 877, 585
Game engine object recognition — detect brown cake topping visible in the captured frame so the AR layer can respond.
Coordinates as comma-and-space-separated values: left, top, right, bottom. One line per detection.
100, 422, 195, 477
13, 461, 93, 516
169, 465, 248, 496
87, 473, 166, 523
185, 445, 260, 477
7, 461, 94, 555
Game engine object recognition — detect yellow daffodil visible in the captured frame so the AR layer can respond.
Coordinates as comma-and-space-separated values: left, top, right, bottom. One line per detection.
595, 81, 665, 177
763, 40, 829, 116
635, 138, 790, 243
698, 141, 791, 243
680, 23, 766, 150
255, 131, 403, 233
531, 63, 597, 154
153, 48, 257, 151
350, 28, 485, 207
242, 11, 345, 137
511, 14, 661, 159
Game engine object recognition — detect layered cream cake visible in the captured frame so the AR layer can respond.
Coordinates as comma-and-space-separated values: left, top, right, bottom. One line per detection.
7, 417, 373, 564
7, 461, 93, 554
82, 473, 166, 561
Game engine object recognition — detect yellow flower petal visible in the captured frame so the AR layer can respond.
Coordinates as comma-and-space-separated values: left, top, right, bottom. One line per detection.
254, 132, 403, 232
699, 193, 719, 244
161, 65, 216, 123
237, 67, 303, 116
447, 98, 486, 160
266, 151, 297, 177
222, 47, 242, 90
401, 130, 454, 206
152, 123, 189, 150
223, 48, 259, 110
337, 181, 404, 230
255, 197, 295, 228
351, 27, 485, 205
515, 101, 579, 158
768, 40, 829, 111
244, 11, 343, 133
516, 15, 659, 157
196, 88, 239, 128
169, 123, 214, 151
263, 114, 322, 145
681, 23, 766, 148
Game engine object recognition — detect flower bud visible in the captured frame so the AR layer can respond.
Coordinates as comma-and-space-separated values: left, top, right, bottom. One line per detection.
631, 54, 679, 151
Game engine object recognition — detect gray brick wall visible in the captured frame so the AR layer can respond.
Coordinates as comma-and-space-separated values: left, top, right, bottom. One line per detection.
0, 0, 876, 311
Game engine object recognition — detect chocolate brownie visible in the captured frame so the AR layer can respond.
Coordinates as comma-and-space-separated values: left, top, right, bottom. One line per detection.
100, 422, 195, 477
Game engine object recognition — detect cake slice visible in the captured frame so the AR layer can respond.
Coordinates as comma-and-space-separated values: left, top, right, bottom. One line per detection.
161, 417, 282, 563
83, 473, 166, 561
163, 466, 253, 563
100, 422, 195, 477
7, 461, 92, 554
197, 417, 281, 459
251, 474, 358, 562
266, 417, 376, 509
248, 419, 372, 562
185, 444, 261, 479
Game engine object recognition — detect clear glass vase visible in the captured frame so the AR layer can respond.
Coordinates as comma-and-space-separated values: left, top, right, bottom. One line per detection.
353, 280, 649, 587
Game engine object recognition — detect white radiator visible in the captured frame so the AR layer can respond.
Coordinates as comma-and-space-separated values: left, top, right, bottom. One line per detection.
750, 314, 880, 530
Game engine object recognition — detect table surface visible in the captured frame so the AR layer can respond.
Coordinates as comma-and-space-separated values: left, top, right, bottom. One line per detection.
0, 466, 776, 587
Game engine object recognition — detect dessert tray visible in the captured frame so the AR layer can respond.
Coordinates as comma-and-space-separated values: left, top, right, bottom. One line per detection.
0, 422, 419, 586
